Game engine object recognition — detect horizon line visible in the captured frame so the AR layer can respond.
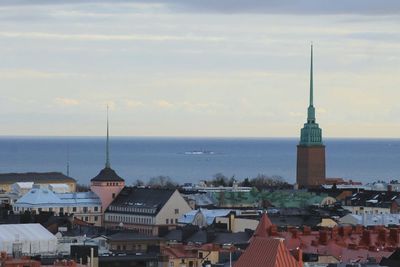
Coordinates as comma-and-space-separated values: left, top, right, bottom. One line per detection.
0, 135, 400, 140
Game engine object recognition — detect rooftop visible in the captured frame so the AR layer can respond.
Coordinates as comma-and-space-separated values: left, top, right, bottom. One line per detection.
15, 187, 101, 207
91, 167, 124, 182
0, 172, 76, 184
106, 187, 175, 215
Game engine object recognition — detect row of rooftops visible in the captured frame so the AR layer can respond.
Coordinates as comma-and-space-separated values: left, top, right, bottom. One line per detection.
0, 166, 125, 187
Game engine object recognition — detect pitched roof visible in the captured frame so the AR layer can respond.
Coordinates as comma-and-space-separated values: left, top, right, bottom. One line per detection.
106, 232, 163, 241
0, 172, 76, 184
179, 208, 232, 225
234, 237, 300, 267
106, 187, 175, 215
253, 213, 273, 238
15, 187, 101, 207
91, 167, 124, 182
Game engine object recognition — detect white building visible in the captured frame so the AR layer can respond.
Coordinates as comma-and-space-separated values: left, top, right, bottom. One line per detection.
0, 223, 57, 255
339, 213, 400, 226
13, 186, 103, 226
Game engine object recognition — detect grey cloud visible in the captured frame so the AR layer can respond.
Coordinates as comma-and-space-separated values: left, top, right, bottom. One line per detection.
1, 0, 400, 15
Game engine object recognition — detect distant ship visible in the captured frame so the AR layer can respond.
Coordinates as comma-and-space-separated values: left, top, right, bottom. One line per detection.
184, 150, 215, 155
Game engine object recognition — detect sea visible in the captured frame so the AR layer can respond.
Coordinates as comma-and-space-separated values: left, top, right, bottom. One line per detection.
0, 137, 399, 186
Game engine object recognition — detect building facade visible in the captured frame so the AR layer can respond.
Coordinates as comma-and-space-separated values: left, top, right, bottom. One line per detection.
104, 187, 192, 236
296, 45, 326, 188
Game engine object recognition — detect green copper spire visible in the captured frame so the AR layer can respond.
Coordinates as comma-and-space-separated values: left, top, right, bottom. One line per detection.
299, 44, 323, 146
105, 105, 110, 168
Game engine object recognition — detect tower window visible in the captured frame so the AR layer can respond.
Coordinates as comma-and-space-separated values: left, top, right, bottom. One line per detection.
112, 193, 116, 199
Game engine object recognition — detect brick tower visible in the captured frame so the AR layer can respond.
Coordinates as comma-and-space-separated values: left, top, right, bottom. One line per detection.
296, 45, 326, 188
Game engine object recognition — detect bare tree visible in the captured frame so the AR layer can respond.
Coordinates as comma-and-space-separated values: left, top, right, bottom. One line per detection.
147, 176, 177, 189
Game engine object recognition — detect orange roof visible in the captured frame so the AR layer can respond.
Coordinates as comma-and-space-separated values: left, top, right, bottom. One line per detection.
253, 213, 273, 238
234, 237, 301, 267
162, 246, 197, 259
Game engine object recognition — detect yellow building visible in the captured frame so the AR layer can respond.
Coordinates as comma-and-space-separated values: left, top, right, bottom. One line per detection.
163, 244, 220, 267
0, 172, 76, 193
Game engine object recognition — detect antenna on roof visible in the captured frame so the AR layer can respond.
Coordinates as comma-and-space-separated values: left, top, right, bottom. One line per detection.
66, 143, 70, 177
105, 104, 111, 168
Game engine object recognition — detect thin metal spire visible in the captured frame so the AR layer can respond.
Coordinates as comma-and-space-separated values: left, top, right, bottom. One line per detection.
105, 105, 110, 168
67, 144, 70, 176
307, 43, 316, 123
310, 43, 314, 107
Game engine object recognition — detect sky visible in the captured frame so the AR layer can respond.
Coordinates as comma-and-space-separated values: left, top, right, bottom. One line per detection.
0, 0, 399, 138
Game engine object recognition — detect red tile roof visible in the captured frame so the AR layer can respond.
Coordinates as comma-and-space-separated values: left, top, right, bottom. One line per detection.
253, 212, 273, 238
234, 237, 301, 267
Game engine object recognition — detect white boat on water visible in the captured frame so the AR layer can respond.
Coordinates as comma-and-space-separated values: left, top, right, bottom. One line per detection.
184, 150, 215, 155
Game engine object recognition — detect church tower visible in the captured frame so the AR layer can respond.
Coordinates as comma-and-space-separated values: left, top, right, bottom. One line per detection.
296, 45, 326, 188
90, 107, 125, 210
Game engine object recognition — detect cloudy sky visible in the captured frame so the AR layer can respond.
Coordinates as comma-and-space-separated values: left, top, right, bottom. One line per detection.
0, 0, 399, 137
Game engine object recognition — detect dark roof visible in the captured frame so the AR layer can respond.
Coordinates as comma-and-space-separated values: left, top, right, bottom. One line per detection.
0, 172, 76, 184
269, 215, 321, 228
344, 191, 400, 208
185, 230, 208, 244
106, 232, 163, 242
213, 232, 252, 245
106, 187, 175, 215
164, 229, 183, 242
91, 167, 124, 182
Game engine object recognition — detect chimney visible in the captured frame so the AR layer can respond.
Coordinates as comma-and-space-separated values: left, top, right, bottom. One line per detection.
339, 225, 353, 237
292, 248, 303, 267
389, 228, 399, 244
291, 229, 299, 239
361, 230, 372, 247
319, 230, 328, 245
303, 226, 311, 235
355, 225, 363, 234
331, 227, 338, 240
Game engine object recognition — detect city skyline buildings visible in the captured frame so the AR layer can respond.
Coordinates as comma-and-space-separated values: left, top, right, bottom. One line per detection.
0, 1, 399, 138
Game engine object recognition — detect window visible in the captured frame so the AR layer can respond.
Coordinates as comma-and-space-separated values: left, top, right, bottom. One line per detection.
117, 245, 121, 250
166, 219, 169, 224
85, 217, 89, 221
174, 209, 179, 214
122, 245, 126, 250
112, 193, 116, 199
60, 207, 64, 213
72, 207, 77, 212
83, 207, 88, 213
94, 216, 98, 221
94, 206, 98, 212
169, 262, 174, 267
49, 208, 53, 212
175, 218, 178, 223
199, 252, 203, 259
